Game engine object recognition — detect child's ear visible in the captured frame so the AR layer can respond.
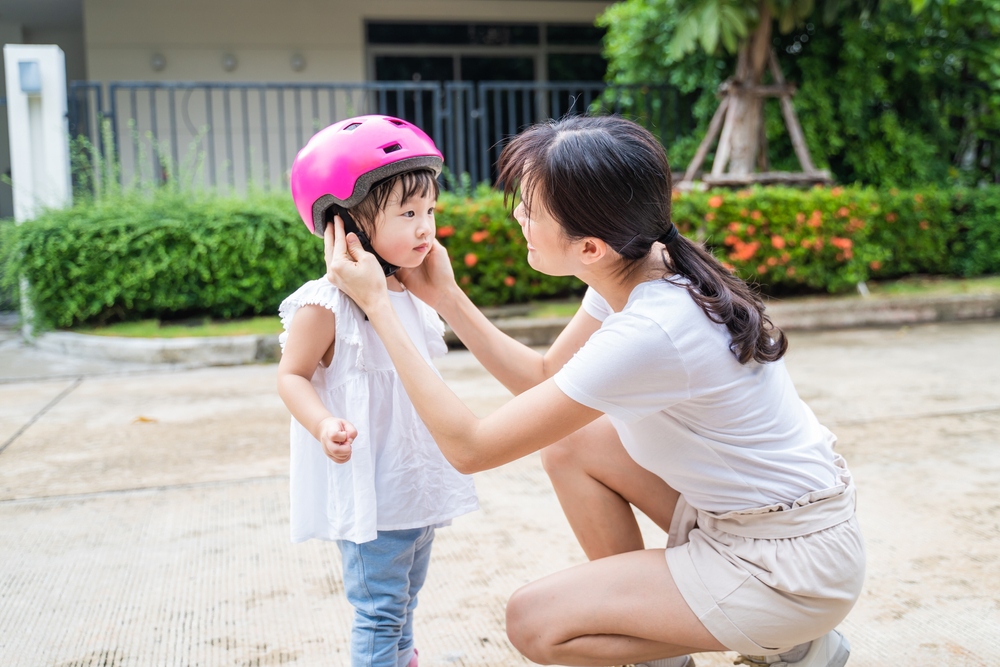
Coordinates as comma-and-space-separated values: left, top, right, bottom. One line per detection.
578, 237, 608, 266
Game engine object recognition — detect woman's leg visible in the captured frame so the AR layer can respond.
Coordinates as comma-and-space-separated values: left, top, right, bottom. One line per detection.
540, 416, 680, 560
506, 548, 726, 666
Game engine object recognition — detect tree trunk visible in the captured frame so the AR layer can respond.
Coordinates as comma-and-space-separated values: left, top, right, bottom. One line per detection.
725, 3, 772, 175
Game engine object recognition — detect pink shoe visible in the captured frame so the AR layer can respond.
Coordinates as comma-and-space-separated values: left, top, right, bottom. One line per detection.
407, 648, 419, 667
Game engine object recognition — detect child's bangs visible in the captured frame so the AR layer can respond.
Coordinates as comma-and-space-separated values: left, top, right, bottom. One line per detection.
396, 169, 440, 204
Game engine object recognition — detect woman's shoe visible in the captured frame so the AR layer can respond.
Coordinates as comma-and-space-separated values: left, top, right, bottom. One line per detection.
637, 656, 695, 667
734, 630, 850, 667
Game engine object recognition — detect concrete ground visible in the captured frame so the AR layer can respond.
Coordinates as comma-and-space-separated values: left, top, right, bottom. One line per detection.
1, 319, 998, 666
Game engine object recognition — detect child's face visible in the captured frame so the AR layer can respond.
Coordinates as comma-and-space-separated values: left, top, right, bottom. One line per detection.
370, 180, 437, 269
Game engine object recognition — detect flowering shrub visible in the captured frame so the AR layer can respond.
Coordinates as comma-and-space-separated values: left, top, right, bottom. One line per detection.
2, 182, 998, 330
673, 184, 999, 293
676, 186, 887, 293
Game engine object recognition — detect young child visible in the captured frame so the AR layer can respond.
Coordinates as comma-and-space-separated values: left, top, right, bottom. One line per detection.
278, 115, 478, 667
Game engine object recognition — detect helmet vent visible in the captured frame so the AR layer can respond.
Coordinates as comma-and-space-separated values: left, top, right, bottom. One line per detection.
383, 143, 402, 154
387, 119, 405, 126
343, 123, 362, 132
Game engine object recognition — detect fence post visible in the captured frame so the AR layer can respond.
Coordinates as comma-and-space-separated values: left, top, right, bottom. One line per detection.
3, 45, 72, 339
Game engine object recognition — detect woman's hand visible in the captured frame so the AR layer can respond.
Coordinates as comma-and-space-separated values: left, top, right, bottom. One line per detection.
317, 416, 357, 463
324, 215, 387, 312
396, 239, 458, 310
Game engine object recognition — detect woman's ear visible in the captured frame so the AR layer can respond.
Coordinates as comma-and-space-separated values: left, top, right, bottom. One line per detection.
578, 237, 609, 266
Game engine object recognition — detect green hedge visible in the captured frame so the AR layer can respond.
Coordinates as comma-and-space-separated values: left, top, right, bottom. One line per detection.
2, 184, 998, 330
0, 190, 324, 329
674, 185, 999, 292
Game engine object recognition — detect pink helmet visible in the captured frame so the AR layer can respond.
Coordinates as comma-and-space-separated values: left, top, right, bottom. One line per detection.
290, 114, 444, 237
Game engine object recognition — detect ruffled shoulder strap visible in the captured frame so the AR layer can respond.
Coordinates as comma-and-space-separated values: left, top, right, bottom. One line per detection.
411, 293, 448, 358
278, 277, 364, 354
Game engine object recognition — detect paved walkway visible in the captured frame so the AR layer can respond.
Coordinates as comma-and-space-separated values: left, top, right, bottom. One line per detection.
1, 319, 998, 666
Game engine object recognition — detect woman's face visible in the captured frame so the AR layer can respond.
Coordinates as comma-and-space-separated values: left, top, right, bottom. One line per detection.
370, 180, 437, 269
513, 183, 574, 276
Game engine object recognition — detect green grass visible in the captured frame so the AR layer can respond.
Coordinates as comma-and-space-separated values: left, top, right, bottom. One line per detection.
867, 275, 1000, 296
70, 316, 282, 338
61, 274, 999, 337
526, 300, 583, 319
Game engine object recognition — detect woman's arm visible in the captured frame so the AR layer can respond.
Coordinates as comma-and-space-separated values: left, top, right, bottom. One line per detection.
276, 305, 357, 462
398, 240, 602, 395
325, 221, 603, 473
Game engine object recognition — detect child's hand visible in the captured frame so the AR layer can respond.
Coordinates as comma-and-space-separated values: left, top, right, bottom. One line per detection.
318, 417, 357, 464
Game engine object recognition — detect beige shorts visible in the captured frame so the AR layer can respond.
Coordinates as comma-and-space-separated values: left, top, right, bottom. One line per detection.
665, 455, 866, 655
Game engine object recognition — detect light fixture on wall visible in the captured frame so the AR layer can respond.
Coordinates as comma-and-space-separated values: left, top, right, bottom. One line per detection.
290, 53, 306, 72
222, 53, 238, 72
150, 53, 166, 72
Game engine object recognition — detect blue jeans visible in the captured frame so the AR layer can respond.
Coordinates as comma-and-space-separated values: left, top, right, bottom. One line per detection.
337, 527, 435, 667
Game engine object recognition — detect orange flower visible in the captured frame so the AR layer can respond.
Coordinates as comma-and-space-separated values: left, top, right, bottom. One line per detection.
885, 212, 898, 223
746, 225, 756, 235
705, 212, 716, 222
809, 210, 823, 228
796, 212, 806, 224
671, 190, 682, 201
750, 210, 763, 221
708, 195, 724, 208
730, 240, 760, 261
460, 276, 471, 285
766, 256, 778, 267
771, 235, 786, 249
757, 264, 768, 274
504, 275, 516, 287
725, 235, 740, 246
722, 262, 736, 273
437, 225, 455, 238
740, 208, 750, 218
471, 230, 490, 243
787, 266, 797, 277
837, 207, 850, 218
434, 203, 446, 213
831, 237, 853, 250
464, 253, 478, 267
869, 260, 882, 271
728, 222, 741, 232
919, 220, 929, 230
830, 186, 844, 197
914, 193, 924, 203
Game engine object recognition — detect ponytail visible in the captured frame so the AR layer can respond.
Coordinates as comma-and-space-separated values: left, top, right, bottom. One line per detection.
662, 233, 787, 364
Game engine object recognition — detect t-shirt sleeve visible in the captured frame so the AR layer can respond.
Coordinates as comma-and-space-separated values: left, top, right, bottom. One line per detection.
553, 312, 691, 423
581, 286, 614, 322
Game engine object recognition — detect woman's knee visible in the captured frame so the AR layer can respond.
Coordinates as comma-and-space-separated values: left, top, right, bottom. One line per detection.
505, 584, 559, 663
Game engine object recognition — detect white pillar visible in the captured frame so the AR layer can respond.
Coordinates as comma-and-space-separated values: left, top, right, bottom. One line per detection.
3, 45, 72, 338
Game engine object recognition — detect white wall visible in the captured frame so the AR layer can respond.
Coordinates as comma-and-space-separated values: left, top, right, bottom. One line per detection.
83, 0, 611, 83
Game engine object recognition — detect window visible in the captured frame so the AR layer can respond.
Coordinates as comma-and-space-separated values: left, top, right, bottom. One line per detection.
367, 21, 605, 83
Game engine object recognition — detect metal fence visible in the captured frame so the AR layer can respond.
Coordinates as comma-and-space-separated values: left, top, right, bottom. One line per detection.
68, 80, 695, 194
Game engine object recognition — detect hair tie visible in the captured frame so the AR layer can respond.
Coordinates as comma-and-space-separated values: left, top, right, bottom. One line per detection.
658, 225, 680, 245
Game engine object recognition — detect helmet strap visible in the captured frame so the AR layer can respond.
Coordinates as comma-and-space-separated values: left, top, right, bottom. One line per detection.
328, 206, 400, 278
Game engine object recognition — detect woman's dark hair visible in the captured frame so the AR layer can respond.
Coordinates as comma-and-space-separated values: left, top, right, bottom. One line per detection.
497, 115, 786, 365
338, 168, 439, 241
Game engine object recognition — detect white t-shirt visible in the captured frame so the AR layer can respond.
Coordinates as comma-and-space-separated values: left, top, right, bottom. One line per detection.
554, 282, 840, 514
279, 278, 478, 544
